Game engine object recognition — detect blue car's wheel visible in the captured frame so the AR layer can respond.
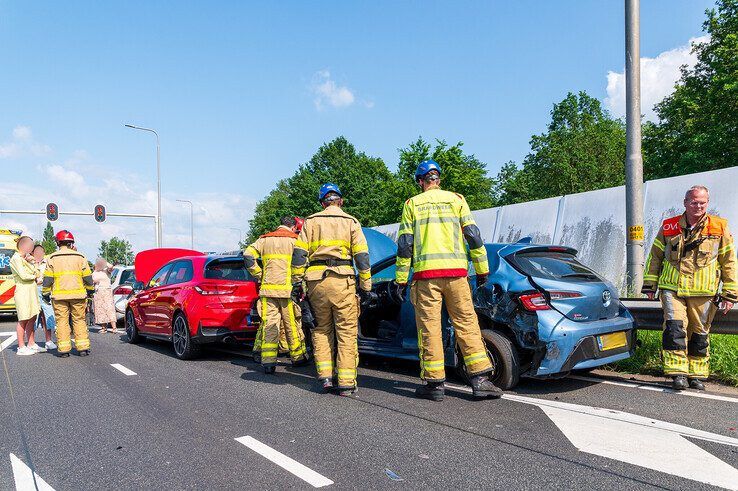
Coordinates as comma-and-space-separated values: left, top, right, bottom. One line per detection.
481, 330, 520, 390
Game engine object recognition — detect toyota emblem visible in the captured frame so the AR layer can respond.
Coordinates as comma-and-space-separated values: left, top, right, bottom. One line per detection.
602, 290, 612, 306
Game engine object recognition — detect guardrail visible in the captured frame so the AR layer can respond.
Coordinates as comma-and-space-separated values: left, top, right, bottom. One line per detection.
621, 299, 738, 335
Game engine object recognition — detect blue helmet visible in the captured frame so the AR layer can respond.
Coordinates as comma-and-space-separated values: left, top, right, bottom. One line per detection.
318, 183, 343, 202
414, 160, 442, 181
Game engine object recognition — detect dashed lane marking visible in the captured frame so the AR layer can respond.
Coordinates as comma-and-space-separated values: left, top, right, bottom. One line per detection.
0, 333, 17, 353
10, 453, 55, 490
110, 363, 137, 376
569, 374, 738, 403
235, 436, 334, 488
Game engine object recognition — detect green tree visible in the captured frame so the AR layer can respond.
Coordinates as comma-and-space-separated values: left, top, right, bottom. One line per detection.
41, 222, 56, 254
494, 91, 626, 205
246, 137, 395, 242
98, 237, 134, 265
643, 0, 738, 179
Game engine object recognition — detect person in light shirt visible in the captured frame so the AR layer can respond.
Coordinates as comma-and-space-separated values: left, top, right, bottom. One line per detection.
33, 244, 57, 349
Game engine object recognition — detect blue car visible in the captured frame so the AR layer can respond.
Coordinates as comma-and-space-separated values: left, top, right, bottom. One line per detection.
358, 229, 636, 389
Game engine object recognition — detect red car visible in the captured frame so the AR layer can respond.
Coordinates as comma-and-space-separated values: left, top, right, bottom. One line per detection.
125, 249, 259, 359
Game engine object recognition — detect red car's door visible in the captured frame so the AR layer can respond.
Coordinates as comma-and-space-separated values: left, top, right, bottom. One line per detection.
139, 263, 174, 331
155, 260, 194, 335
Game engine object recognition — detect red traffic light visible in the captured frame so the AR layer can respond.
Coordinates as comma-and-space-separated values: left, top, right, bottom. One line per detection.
94, 204, 106, 223
46, 202, 58, 221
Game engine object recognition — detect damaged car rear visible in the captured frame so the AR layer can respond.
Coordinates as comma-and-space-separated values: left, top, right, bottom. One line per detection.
359, 232, 635, 390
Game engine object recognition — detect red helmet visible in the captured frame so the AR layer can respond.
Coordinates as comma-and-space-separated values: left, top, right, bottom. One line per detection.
294, 217, 305, 233
55, 230, 75, 243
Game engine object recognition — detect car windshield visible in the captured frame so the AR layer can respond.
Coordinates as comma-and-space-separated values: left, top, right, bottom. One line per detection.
510, 251, 600, 281
120, 269, 135, 285
205, 259, 253, 281
0, 248, 13, 275
372, 261, 397, 283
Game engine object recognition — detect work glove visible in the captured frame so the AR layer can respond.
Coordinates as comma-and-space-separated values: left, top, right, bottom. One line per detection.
291, 283, 304, 302
475, 274, 488, 288
87, 290, 95, 299
389, 280, 407, 302
358, 289, 379, 309
42, 293, 51, 304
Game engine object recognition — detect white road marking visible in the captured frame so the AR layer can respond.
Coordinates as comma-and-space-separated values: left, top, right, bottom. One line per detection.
235, 436, 333, 488
569, 374, 738, 403
0, 333, 17, 353
10, 453, 55, 490
446, 383, 738, 490
110, 363, 137, 376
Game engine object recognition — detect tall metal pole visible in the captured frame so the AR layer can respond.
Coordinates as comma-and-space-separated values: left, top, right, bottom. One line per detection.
177, 199, 194, 249
229, 227, 242, 248
125, 124, 162, 248
625, 0, 644, 295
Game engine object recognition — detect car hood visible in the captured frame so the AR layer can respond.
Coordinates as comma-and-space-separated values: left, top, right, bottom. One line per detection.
364, 228, 397, 265
134, 248, 204, 284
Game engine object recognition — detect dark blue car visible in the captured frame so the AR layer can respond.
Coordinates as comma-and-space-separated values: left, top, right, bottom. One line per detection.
358, 229, 636, 389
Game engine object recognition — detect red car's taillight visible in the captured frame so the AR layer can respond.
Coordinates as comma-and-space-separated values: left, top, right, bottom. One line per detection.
195, 284, 237, 295
519, 291, 582, 311
113, 285, 133, 296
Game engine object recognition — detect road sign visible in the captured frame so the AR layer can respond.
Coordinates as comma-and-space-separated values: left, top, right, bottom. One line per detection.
94, 204, 106, 223
46, 203, 58, 221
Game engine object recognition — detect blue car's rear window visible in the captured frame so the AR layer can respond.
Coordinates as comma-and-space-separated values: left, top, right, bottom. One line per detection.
510, 251, 599, 281
205, 260, 254, 282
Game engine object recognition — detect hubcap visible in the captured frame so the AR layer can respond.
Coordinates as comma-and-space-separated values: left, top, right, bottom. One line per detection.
173, 317, 188, 355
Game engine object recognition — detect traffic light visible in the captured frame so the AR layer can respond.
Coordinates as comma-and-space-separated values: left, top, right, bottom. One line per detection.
94, 204, 106, 223
46, 202, 58, 221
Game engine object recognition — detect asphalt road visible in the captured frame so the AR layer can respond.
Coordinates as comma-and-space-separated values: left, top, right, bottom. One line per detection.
1, 317, 737, 490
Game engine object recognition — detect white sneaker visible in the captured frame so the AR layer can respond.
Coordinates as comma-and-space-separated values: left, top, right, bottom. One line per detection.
17, 346, 35, 356
28, 344, 47, 353
45, 341, 57, 350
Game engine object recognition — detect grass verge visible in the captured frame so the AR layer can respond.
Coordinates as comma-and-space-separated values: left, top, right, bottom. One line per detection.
611, 330, 738, 387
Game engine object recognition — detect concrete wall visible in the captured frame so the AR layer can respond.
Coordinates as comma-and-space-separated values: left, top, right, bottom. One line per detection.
373, 166, 738, 292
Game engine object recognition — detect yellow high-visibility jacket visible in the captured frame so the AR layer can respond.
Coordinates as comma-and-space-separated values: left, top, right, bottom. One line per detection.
243, 226, 298, 299
643, 214, 737, 302
42, 246, 94, 300
291, 206, 371, 291
394, 188, 488, 284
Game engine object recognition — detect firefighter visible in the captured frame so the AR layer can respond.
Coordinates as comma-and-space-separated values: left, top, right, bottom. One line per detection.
642, 185, 736, 390
41, 230, 94, 357
244, 216, 309, 373
394, 160, 501, 401
291, 183, 373, 396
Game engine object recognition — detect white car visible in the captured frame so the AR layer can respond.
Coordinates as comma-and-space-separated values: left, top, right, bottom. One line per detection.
110, 265, 136, 321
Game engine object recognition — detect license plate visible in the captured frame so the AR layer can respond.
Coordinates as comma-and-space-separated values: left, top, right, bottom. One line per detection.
597, 331, 627, 351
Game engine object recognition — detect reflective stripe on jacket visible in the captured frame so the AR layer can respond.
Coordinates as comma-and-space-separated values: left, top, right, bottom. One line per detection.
291, 206, 371, 291
643, 214, 737, 302
394, 188, 488, 284
243, 226, 297, 298
42, 246, 94, 300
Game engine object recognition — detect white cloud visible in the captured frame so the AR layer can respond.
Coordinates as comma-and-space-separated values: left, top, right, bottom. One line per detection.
0, 125, 52, 158
605, 36, 709, 121
311, 70, 357, 110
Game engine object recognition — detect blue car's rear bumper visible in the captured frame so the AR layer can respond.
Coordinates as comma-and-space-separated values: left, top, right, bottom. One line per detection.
532, 309, 635, 377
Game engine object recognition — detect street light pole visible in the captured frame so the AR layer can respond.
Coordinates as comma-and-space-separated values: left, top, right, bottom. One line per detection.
125, 124, 162, 248
625, 0, 644, 295
177, 199, 194, 249
229, 227, 242, 249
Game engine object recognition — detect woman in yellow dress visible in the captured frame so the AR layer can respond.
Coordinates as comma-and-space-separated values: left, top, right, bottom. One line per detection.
10, 236, 42, 356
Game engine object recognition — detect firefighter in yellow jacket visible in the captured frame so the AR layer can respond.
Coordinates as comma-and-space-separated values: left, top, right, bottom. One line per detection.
41, 230, 94, 357
291, 183, 374, 396
642, 185, 737, 390
244, 216, 309, 373
395, 160, 502, 401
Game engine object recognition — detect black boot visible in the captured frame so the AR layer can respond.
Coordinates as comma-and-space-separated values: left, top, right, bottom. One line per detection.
320, 378, 334, 393
415, 381, 445, 401
688, 378, 705, 390
470, 375, 503, 399
292, 356, 310, 367
264, 365, 276, 375
672, 375, 689, 390
58, 352, 70, 358
79, 349, 90, 357
337, 386, 357, 397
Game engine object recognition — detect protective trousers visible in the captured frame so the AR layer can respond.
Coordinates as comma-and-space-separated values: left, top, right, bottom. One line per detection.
53, 299, 90, 353
410, 277, 493, 382
660, 290, 716, 379
254, 297, 307, 367
254, 324, 303, 360
307, 274, 359, 389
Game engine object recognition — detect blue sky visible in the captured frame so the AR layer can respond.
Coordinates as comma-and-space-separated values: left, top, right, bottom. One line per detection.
0, 0, 717, 257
